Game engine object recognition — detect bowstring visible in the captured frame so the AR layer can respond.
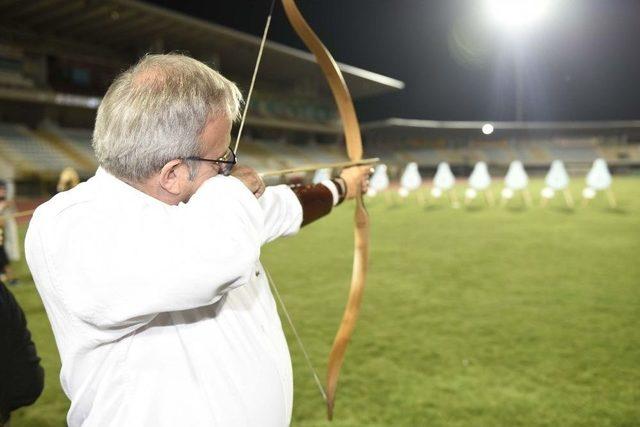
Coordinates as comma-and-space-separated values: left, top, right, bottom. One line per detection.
233, 0, 276, 154
264, 266, 328, 403
238, 0, 326, 404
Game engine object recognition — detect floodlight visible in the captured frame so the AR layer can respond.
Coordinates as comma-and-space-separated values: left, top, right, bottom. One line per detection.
485, 0, 550, 32
482, 123, 494, 135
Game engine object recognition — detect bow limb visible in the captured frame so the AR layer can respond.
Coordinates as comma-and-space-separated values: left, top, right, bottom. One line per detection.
281, 0, 370, 420
325, 192, 369, 420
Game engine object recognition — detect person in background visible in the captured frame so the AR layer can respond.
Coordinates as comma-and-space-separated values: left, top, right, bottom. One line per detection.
0, 279, 45, 426
0, 181, 19, 285
56, 167, 80, 193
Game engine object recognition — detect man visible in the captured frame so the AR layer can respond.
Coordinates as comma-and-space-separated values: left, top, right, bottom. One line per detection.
25, 54, 370, 426
0, 279, 45, 425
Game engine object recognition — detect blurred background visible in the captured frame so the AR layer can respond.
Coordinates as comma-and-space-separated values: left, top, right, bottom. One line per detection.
0, 0, 638, 426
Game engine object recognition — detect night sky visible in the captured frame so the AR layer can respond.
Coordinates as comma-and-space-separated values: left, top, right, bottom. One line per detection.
147, 0, 640, 122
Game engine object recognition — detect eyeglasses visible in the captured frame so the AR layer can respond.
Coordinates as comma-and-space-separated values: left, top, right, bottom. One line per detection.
183, 147, 237, 176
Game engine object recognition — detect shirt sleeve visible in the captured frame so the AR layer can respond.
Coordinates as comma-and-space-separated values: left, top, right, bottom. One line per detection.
26, 176, 264, 331
258, 185, 303, 245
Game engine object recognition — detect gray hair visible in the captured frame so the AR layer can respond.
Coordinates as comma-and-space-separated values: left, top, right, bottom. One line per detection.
92, 53, 243, 182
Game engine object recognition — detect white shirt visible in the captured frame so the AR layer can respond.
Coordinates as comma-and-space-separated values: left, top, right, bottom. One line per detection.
25, 168, 303, 427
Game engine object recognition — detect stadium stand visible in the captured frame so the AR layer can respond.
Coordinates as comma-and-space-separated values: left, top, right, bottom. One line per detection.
597, 142, 640, 164
0, 123, 86, 177
253, 92, 337, 125
511, 139, 551, 164
1, 0, 639, 188
0, 69, 34, 89
546, 138, 599, 163
0, 48, 35, 90
0, 155, 13, 179
246, 139, 346, 170
42, 126, 96, 165
0, 0, 402, 189
471, 141, 517, 164
362, 119, 640, 177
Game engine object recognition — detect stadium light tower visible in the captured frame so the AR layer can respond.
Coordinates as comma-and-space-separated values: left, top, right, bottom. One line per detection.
485, 0, 550, 33
485, 0, 552, 121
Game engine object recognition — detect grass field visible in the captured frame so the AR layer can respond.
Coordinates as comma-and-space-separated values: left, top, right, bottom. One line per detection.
9, 177, 640, 427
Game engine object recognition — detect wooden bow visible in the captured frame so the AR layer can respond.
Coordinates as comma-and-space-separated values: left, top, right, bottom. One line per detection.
234, 0, 370, 419
280, 0, 370, 420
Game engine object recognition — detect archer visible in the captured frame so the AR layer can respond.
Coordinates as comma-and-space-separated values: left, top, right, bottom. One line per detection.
25, 53, 370, 426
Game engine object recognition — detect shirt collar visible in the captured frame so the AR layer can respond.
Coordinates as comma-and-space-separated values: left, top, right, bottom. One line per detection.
94, 167, 171, 208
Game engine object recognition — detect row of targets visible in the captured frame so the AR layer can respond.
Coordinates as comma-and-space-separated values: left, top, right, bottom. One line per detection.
541, 158, 616, 208
366, 159, 615, 208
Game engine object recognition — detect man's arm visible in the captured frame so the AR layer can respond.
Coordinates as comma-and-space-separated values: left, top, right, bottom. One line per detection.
290, 178, 346, 227
252, 179, 340, 245
26, 176, 264, 331
248, 165, 372, 245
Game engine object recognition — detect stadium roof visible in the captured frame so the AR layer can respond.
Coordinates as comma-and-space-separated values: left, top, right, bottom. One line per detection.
0, 0, 404, 99
362, 118, 640, 135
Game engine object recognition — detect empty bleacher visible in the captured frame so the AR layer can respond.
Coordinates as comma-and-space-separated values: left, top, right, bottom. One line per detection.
253, 92, 337, 125
364, 132, 640, 176
0, 121, 352, 179
0, 155, 14, 179
0, 51, 35, 89
598, 144, 640, 164
1, 117, 638, 184
546, 138, 599, 163
511, 140, 552, 165
0, 123, 85, 177
55, 127, 95, 161
246, 140, 346, 171
0, 70, 34, 89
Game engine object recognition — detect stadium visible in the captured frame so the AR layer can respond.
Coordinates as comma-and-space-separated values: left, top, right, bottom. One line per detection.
0, 1, 638, 426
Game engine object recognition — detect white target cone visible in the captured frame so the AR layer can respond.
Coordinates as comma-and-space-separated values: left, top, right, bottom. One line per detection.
542, 160, 573, 207
502, 160, 532, 207
432, 162, 458, 206
370, 164, 390, 194
467, 161, 493, 206
400, 162, 423, 204
583, 158, 616, 207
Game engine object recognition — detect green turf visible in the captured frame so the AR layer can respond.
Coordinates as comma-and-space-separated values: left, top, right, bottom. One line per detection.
9, 177, 640, 426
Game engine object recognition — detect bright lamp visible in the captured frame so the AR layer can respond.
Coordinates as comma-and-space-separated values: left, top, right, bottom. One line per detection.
485, 0, 550, 32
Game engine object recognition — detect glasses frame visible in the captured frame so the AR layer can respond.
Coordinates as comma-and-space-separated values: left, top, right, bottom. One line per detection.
183, 148, 237, 176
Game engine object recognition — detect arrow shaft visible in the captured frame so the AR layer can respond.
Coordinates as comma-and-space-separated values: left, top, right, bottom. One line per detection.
259, 157, 379, 178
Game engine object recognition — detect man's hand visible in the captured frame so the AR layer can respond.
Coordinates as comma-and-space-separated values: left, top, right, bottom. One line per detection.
339, 165, 373, 200
231, 165, 266, 198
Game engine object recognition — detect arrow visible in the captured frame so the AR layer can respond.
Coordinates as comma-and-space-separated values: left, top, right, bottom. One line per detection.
259, 157, 379, 178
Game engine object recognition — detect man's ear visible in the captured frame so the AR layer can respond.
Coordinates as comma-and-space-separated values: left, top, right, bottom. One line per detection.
159, 160, 190, 195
